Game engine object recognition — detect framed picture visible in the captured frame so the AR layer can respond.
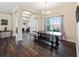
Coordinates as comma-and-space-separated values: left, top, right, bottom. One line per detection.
1, 19, 8, 25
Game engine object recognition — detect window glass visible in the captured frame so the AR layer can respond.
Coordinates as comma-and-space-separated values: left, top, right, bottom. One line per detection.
45, 16, 62, 32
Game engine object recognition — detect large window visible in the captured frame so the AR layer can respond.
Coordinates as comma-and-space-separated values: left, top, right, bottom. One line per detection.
45, 16, 63, 32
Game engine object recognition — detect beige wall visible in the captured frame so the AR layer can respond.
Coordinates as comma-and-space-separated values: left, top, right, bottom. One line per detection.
39, 3, 77, 43
38, 15, 45, 31
0, 13, 12, 31
12, 12, 17, 36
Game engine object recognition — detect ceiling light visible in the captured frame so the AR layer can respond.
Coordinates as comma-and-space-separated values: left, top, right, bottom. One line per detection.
23, 11, 31, 15
41, 2, 51, 15
42, 10, 50, 15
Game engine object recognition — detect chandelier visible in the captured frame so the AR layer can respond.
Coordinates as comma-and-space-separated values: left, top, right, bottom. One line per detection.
41, 2, 50, 15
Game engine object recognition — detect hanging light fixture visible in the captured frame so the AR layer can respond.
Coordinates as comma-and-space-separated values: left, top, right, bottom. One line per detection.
41, 2, 50, 15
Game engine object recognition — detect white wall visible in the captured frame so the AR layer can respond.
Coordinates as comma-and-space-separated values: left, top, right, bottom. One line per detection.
12, 11, 18, 36
0, 13, 12, 30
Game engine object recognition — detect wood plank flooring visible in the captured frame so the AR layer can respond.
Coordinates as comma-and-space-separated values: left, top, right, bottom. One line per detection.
0, 32, 76, 57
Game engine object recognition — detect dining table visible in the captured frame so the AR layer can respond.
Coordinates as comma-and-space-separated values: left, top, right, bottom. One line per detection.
33, 31, 63, 49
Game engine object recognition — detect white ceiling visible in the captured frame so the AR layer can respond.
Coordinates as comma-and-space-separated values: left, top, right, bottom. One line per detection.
0, 2, 70, 14
0, 2, 18, 14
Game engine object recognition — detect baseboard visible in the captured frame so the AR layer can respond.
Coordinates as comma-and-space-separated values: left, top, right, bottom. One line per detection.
61, 39, 76, 44
0, 36, 16, 39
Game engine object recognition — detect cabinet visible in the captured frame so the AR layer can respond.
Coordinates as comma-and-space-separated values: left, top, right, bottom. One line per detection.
0, 30, 12, 38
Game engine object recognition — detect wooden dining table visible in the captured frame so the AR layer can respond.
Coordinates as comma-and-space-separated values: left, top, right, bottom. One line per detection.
33, 31, 63, 49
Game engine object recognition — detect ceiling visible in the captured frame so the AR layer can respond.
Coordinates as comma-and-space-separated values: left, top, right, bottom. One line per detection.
0, 2, 19, 14
0, 2, 70, 14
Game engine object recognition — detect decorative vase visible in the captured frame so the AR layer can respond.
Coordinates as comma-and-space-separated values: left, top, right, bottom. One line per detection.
4, 27, 7, 31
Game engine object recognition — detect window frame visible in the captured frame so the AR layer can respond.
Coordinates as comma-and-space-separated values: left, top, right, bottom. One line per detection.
45, 15, 63, 32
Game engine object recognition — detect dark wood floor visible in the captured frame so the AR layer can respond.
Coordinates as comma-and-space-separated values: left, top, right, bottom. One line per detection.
0, 32, 76, 57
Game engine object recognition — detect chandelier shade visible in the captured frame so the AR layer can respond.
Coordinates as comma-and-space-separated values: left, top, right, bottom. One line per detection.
42, 10, 50, 15
41, 2, 51, 15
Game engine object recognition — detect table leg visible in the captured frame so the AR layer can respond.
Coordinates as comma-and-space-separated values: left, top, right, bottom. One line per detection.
50, 36, 54, 47
54, 36, 59, 49
50, 35, 59, 49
